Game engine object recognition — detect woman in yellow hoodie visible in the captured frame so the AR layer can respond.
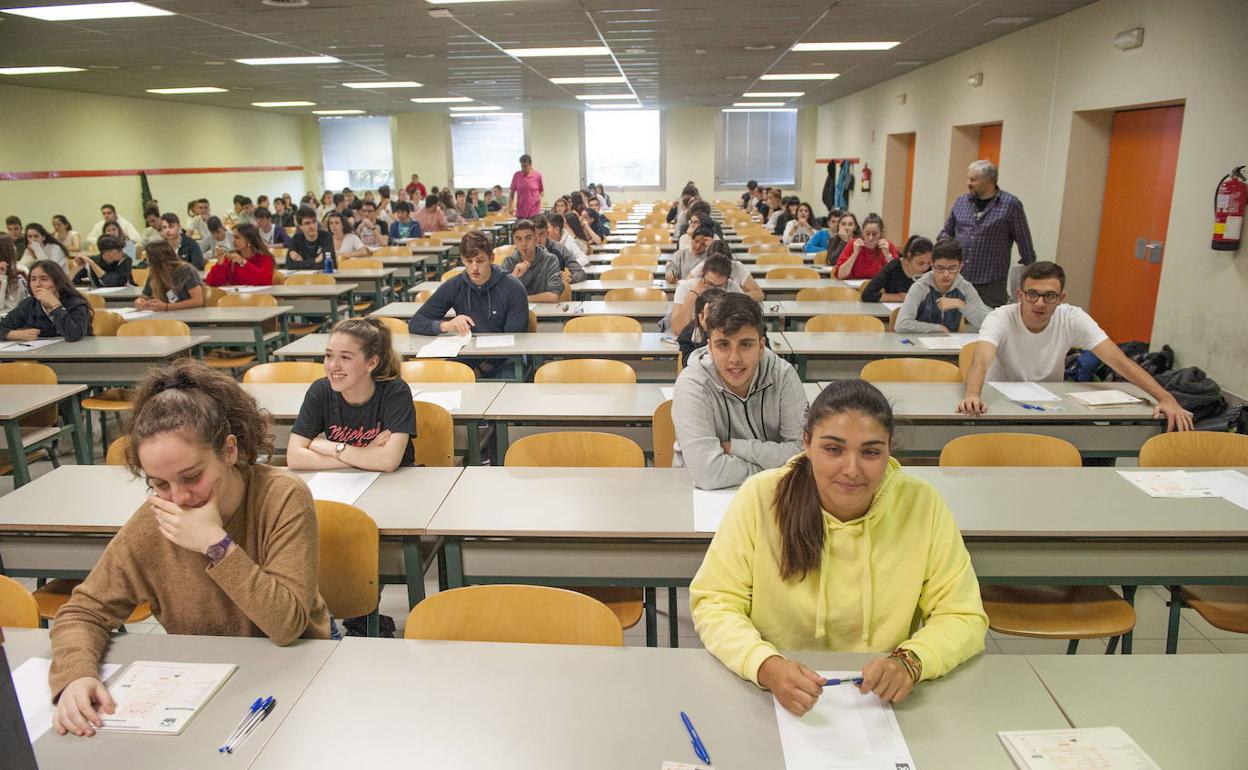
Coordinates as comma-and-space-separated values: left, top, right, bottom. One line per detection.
690, 379, 987, 716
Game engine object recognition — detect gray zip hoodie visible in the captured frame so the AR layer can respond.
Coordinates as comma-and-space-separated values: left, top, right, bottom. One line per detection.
672, 345, 809, 489
895, 271, 991, 334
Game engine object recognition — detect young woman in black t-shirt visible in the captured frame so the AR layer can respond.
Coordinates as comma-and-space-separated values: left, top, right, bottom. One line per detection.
287, 318, 416, 471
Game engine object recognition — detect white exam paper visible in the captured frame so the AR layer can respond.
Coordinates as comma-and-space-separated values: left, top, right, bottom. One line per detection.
118, 309, 155, 321
88, 286, 127, 295
1187, 470, 1248, 511
773, 671, 916, 770
411, 389, 462, 412
912, 333, 980, 350
999, 727, 1160, 769
1117, 470, 1217, 499
843, 279, 866, 288
660, 386, 675, 401
306, 471, 381, 505
1067, 389, 1142, 407
100, 661, 236, 734
13, 657, 122, 743
473, 335, 515, 349
882, 302, 903, 312
990, 381, 1063, 402
693, 488, 736, 532
0, 339, 62, 352
416, 335, 470, 359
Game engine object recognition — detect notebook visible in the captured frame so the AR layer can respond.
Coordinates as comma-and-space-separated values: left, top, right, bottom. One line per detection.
99, 661, 236, 735
1067, 389, 1143, 407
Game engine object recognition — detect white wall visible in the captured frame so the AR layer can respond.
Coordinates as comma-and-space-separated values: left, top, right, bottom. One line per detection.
813, 0, 1248, 395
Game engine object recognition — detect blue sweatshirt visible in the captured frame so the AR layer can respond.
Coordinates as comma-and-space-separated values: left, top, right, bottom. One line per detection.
408, 265, 529, 336
805, 228, 830, 254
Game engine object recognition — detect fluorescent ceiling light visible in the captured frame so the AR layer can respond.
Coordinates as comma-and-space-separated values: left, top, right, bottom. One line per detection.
450, 105, 500, 111
252, 101, 316, 107
313, 109, 365, 115
1, 2, 172, 20
575, 94, 633, 101
743, 91, 804, 97
505, 46, 610, 58
424, 0, 513, 3
146, 86, 226, 94
760, 73, 839, 81
792, 41, 898, 51
342, 81, 422, 89
588, 103, 640, 109
722, 108, 797, 113
0, 65, 85, 75
410, 96, 473, 103
733, 101, 783, 107
237, 56, 340, 66
550, 76, 626, 84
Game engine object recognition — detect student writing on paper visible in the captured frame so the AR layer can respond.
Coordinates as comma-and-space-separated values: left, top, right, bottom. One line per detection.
690, 380, 988, 716
50, 360, 331, 737
860, 235, 932, 303
894, 237, 990, 333
957, 261, 1193, 431
0, 260, 92, 342
673, 294, 809, 490
135, 241, 205, 311
287, 318, 415, 471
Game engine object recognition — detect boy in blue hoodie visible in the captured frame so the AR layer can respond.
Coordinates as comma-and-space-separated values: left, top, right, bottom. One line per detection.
895, 237, 991, 333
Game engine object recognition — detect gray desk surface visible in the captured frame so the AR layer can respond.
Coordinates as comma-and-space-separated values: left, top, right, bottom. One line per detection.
371, 301, 582, 320
242, 381, 505, 420
781, 331, 960, 357
771, 299, 893, 318
864, 381, 1160, 422
0, 335, 209, 360
291, 467, 462, 534
283, 268, 395, 281
485, 383, 671, 421
251, 638, 1067, 770
91, 284, 356, 302
0, 384, 87, 420
6, 627, 337, 770
575, 300, 673, 318
277, 332, 692, 359
1028, 654, 1248, 770
753, 278, 842, 292
135, 306, 292, 324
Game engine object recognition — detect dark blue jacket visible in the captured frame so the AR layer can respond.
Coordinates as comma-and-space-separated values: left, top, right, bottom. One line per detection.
0, 293, 93, 341
408, 265, 529, 336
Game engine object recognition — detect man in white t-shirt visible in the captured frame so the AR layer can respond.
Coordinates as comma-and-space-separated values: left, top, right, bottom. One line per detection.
958, 261, 1192, 431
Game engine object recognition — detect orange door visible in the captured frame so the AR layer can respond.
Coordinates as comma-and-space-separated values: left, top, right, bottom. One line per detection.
978, 123, 1002, 168
900, 133, 916, 242
1089, 105, 1184, 342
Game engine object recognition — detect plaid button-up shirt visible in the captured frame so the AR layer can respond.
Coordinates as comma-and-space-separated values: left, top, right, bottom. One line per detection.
940, 188, 1037, 284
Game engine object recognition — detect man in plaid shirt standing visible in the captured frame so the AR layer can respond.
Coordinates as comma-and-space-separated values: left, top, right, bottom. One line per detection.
940, 159, 1036, 307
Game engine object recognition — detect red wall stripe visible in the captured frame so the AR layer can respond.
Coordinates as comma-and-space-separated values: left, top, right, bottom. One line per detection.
0, 165, 304, 181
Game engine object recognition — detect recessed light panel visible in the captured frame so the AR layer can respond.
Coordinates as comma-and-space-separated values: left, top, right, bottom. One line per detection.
0, 66, 85, 74
146, 86, 226, 94
504, 46, 610, 58
237, 56, 340, 66
449, 105, 500, 111
252, 101, 316, 107
760, 73, 839, 80
342, 81, 422, 89
575, 94, 634, 100
723, 107, 797, 113
313, 109, 365, 115
732, 101, 783, 107
550, 76, 626, 84
791, 42, 898, 51
411, 96, 473, 103
743, 91, 804, 97
1, 2, 172, 20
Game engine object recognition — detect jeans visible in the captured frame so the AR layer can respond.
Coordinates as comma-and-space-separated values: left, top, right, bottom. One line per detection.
974, 278, 1010, 308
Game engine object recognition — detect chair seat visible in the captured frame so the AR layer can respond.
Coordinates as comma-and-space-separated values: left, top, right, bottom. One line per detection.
288, 322, 322, 337
0, 426, 60, 452
34, 579, 152, 623
572, 586, 643, 630
1180, 585, 1248, 634
203, 350, 257, 369
981, 584, 1137, 639
352, 301, 373, 313
81, 395, 133, 412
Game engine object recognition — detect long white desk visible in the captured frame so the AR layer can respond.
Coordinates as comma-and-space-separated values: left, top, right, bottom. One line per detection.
0, 384, 91, 488
781, 331, 962, 378
0, 336, 209, 386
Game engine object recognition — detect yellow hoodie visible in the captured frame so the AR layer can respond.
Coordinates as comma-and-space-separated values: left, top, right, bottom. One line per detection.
690, 456, 987, 686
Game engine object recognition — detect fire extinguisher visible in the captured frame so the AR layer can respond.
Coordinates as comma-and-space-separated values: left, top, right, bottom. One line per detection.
1212, 165, 1246, 251
860, 164, 872, 193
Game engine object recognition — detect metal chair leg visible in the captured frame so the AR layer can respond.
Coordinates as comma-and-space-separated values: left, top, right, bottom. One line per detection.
1105, 636, 1120, 654
643, 587, 657, 647
1165, 585, 1183, 654
1121, 585, 1137, 654
667, 587, 679, 648
1065, 639, 1079, 655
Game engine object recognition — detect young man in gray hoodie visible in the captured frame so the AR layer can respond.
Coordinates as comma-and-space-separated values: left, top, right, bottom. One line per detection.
894, 237, 991, 333
672, 293, 809, 489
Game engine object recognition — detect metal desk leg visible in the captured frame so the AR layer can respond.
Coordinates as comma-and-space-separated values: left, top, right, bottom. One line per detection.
668, 587, 679, 648
1121, 585, 1137, 654
644, 587, 658, 647
465, 419, 482, 466
62, 396, 91, 466
493, 422, 510, 463
796, 355, 808, 380
403, 538, 427, 607
3, 419, 31, 488
1165, 585, 1183, 654
253, 324, 268, 364
513, 357, 525, 382
443, 539, 465, 588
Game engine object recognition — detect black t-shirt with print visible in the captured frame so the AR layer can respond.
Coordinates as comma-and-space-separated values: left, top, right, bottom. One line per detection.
291, 377, 416, 466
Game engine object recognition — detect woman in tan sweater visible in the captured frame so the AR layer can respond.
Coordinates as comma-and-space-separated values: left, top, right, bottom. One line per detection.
51, 360, 331, 737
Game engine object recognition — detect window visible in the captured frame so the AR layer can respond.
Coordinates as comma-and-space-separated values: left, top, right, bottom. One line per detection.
717, 110, 798, 187
319, 116, 394, 191
583, 109, 661, 188
451, 113, 526, 190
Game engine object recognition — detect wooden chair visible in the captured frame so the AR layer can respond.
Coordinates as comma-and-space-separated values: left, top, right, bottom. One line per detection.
104, 435, 129, 466
766, 267, 821, 280
411, 290, 432, 302
315, 500, 380, 634
411, 401, 454, 467
634, 230, 669, 245
371, 245, 412, 257
652, 398, 675, 468
755, 253, 804, 265
527, 308, 537, 333
796, 286, 861, 302
130, 267, 149, 288
216, 292, 276, 308
860, 358, 962, 383
492, 244, 516, 265
604, 287, 666, 302
805, 314, 885, 333
958, 342, 979, 381
204, 293, 278, 371
400, 359, 477, 383
375, 316, 409, 336
743, 234, 781, 246
1138, 432, 1248, 651
339, 257, 382, 270
620, 244, 660, 258
403, 584, 623, 646
0, 575, 39, 628
534, 359, 636, 384
442, 267, 465, 281
809, 250, 829, 266
601, 268, 653, 281
564, 315, 642, 334
92, 309, 125, 337
82, 291, 105, 310
242, 361, 324, 384
202, 286, 225, 307
270, 270, 286, 286
117, 319, 191, 337
747, 243, 788, 255
0, 362, 68, 480
940, 432, 1137, 653
611, 254, 659, 267
285, 272, 336, 286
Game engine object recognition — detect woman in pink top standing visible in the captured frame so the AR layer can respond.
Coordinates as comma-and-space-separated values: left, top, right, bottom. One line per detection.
508, 154, 544, 219
834, 212, 899, 280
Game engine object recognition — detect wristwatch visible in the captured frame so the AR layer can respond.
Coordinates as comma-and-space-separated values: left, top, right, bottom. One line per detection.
334, 442, 347, 458
205, 534, 233, 564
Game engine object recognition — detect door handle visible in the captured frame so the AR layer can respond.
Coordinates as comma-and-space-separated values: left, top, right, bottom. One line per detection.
1134, 238, 1164, 263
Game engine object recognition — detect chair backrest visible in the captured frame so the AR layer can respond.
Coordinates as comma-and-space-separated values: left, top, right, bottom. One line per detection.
860, 357, 962, 383
805, 314, 885, 333
958, 341, 980, 381
403, 584, 623, 646
1138, 432, 1248, 467
412, 290, 432, 302
527, 308, 537, 333
0, 361, 57, 385
83, 291, 106, 310
755, 253, 803, 265
339, 258, 382, 270
564, 315, 642, 333
652, 398, 676, 468
534, 358, 636, 384
242, 361, 324, 384
747, 243, 788, 255
105, 435, 130, 466
0, 574, 39, 628
202, 286, 225, 307
888, 307, 900, 331
492, 244, 517, 265
271, 270, 287, 286
795, 286, 860, 302
400, 359, 477, 383
442, 267, 465, 281
743, 234, 781, 245
939, 433, 1082, 467
620, 244, 660, 258
611, 254, 659, 267
505, 431, 645, 468
375, 316, 409, 336
809, 250, 829, 266
371, 245, 412, 257
766, 267, 821, 280
92, 309, 125, 337
411, 401, 454, 467
217, 292, 278, 308
634, 230, 669, 245
315, 500, 379, 619
601, 268, 652, 281
604, 287, 667, 302
285, 273, 336, 286
116, 319, 191, 337
131, 267, 149, 288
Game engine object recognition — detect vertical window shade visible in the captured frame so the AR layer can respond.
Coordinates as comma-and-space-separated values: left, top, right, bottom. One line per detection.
718, 111, 798, 187
584, 110, 661, 187
451, 113, 525, 190
319, 116, 394, 190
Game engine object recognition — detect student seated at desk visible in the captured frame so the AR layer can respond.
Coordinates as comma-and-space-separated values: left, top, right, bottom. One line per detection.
71, 236, 133, 289
204, 224, 275, 287
673, 293, 808, 489
547, 210, 589, 269
287, 318, 415, 471
501, 219, 564, 303
834, 212, 898, 280
288, 206, 335, 271
388, 200, 423, 241
0, 260, 92, 341
159, 212, 205, 270
532, 213, 586, 284
894, 238, 989, 332
861, 234, 931, 303
0, 234, 29, 314
136, 241, 204, 311
666, 222, 716, 283
50, 360, 332, 736
676, 286, 726, 368
958, 261, 1193, 431
409, 231, 529, 337
690, 380, 988, 715
327, 212, 368, 260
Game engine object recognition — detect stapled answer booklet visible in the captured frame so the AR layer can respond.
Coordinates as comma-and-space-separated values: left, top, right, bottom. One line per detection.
99, 661, 236, 735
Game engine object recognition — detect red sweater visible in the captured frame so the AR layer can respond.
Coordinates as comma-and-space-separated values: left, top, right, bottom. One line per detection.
205, 251, 275, 286
834, 239, 899, 280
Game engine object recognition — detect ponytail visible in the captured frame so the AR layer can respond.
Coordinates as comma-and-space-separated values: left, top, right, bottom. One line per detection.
773, 454, 826, 580
903, 234, 933, 259
330, 318, 401, 381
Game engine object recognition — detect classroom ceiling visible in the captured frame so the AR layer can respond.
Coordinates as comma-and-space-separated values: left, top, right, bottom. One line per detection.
0, 0, 1096, 114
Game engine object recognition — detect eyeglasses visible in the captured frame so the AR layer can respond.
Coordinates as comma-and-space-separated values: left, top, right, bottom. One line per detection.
932, 265, 961, 274
1022, 290, 1061, 304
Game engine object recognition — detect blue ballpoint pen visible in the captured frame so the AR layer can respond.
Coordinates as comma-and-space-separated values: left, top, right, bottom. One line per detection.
219, 698, 263, 752
227, 698, 277, 754
899, 338, 914, 346
680, 711, 711, 764
1019, 403, 1046, 412
823, 675, 864, 687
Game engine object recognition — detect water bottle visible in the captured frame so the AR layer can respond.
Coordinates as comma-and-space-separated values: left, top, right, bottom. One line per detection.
323, 250, 335, 274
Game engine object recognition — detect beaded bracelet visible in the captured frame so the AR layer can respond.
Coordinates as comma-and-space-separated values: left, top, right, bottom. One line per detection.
889, 647, 923, 683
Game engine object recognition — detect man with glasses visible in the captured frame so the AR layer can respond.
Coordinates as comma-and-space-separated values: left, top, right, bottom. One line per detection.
958, 261, 1193, 431
940, 159, 1035, 307
895, 238, 989, 333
